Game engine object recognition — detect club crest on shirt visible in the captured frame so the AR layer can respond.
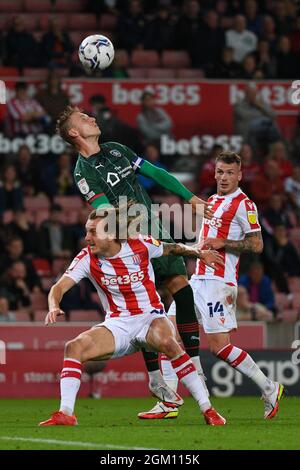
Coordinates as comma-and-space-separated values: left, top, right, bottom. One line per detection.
78, 178, 90, 195
132, 254, 141, 265
110, 149, 121, 157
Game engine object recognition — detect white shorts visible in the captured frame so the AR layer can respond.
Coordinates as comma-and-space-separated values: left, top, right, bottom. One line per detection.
94, 310, 169, 358
168, 278, 237, 334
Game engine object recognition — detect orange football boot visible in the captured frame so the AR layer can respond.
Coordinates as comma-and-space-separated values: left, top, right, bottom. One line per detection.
203, 407, 226, 426
38, 411, 78, 426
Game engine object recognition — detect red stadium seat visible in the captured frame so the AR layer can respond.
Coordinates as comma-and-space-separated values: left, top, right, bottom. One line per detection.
162, 50, 190, 68
114, 49, 130, 68
14, 310, 31, 322
41, 277, 54, 291
69, 14, 98, 30
24, 195, 50, 211
288, 277, 300, 293
292, 293, 300, 309
0, 66, 19, 77
39, 13, 68, 30
19, 13, 40, 30
23, 68, 49, 79
32, 258, 52, 277
34, 310, 48, 322
52, 258, 69, 276
24, 0, 54, 12
282, 309, 299, 323
55, 0, 85, 12
31, 291, 48, 310
177, 68, 204, 78
128, 68, 149, 79
70, 310, 101, 322
99, 14, 118, 31
0, 0, 23, 12
0, 14, 14, 30
54, 196, 83, 209
131, 50, 160, 68
147, 68, 176, 79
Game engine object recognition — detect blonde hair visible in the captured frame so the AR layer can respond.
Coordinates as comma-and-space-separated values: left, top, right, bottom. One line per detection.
56, 105, 81, 144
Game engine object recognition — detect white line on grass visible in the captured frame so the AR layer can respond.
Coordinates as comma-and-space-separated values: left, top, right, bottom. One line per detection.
0, 436, 157, 450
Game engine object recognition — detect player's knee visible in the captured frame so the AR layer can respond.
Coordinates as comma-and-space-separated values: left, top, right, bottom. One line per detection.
159, 336, 181, 357
65, 336, 88, 360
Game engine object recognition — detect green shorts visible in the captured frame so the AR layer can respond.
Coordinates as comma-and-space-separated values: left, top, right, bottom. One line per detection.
151, 254, 187, 285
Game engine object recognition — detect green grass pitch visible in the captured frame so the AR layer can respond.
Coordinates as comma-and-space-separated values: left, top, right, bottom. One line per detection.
0, 397, 299, 450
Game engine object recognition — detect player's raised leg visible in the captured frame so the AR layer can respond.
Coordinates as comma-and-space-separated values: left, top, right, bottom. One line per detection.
39, 326, 115, 426
144, 317, 226, 426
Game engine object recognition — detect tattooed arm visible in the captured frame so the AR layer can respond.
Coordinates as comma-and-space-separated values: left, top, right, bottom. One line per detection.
202, 231, 263, 255
162, 242, 224, 268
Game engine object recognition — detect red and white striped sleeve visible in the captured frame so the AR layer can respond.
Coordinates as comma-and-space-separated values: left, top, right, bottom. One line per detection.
236, 198, 261, 234
138, 235, 164, 259
64, 249, 90, 283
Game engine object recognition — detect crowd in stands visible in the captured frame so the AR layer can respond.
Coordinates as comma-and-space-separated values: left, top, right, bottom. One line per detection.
0, 0, 300, 79
1, 0, 300, 324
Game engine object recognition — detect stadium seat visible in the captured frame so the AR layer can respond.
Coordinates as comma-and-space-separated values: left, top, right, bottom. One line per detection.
31, 291, 48, 310
281, 309, 299, 323
147, 68, 176, 79
52, 258, 68, 276
32, 258, 52, 277
39, 13, 68, 30
0, 66, 19, 77
55, 0, 84, 12
23, 68, 49, 79
288, 277, 300, 292
114, 49, 130, 68
0, 0, 23, 12
14, 310, 31, 322
99, 14, 118, 30
292, 293, 300, 309
18, 13, 40, 30
128, 68, 149, 79
0, 14, 15, 30
24, 0, 54, 12
70, 310, 101, 322
162, 50, 190, 68
53, 195, 83, 209
24, 195, 50, 211
177, 68, 204, 78
131, 50, 160, 68
69, 14, 98, 30
34, 310, 48, 322
41, 276, 55, 291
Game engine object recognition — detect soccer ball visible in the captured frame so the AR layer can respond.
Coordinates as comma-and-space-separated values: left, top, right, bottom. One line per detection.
78, 34, 115, 70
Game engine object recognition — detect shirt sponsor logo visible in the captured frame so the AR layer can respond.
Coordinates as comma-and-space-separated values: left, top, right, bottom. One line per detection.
110, 149, 121, 157
101, 271, 145, 286
78, 178, 90, 195
107, 172, 120, 187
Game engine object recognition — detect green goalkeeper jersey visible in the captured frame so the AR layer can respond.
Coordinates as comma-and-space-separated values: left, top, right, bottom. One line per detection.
74, 141, 194, 241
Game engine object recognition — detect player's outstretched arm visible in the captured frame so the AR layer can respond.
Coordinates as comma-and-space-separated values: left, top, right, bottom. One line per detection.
203, 231, 264, 255
45, 276, 76, 326
162, 242, 224, 268
138, 160, 213, 219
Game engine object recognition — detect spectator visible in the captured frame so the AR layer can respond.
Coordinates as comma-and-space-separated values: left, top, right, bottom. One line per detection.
4, 16, 38, 68
253, 39, 276, 78
16, 145, 40, 196
225, 14, 257, 63
288, 16, 300, 55
38, 204, 74, 259
137, 91, 173, 145
193, 10, 225, 71
144, 5, 176, 52
259, 15, 277, 52
239, 143, 260, 194
249, 160, 284, 210
0, 237, 41, 291
0, 261, 33, 312
285, 164, 300, 217
244, 0, 262, 35
275, 35, 299, 79
6, 210, 38, 256
117, 0, 146, 51
0, 296, 16, 323
198, 144, 223, 195
89, 94, 138, 148
211, 47, 241, 78
0, 165, 23, 214
239, 261, 276, 313
175, 0, 202, 55
234, 84, 281, 152
36, 72, 70, 132
239, 53, 260, 79
264, 224, 300, 280
273, 0, 294, 35
71, 206, 91, 251
40, 17, 74, 68
261, 193, 291, 235
138, 144, 166, 194
236, 285, 273, 321
266, 140, 293, 181
7, 82, 48, 137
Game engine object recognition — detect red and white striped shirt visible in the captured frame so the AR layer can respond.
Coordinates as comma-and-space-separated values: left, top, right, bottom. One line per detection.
65, 236, 164, 318
192, 188, 261, 285
7, 98, 45, 134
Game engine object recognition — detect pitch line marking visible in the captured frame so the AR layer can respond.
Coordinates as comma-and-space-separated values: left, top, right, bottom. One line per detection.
0, 436, 157, 450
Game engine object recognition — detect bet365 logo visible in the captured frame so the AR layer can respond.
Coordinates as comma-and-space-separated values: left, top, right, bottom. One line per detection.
291, 81, 300, 105
0, 340, 6, 364
0, 80, 6, 104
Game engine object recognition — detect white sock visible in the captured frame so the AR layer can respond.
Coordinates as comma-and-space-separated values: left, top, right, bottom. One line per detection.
59, 358, 82, 415
171, 353, 211, 413
148, 369, 164, 385
161, 354, 178, 391
191, 355, 204, 376
217, 344, 274, 394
